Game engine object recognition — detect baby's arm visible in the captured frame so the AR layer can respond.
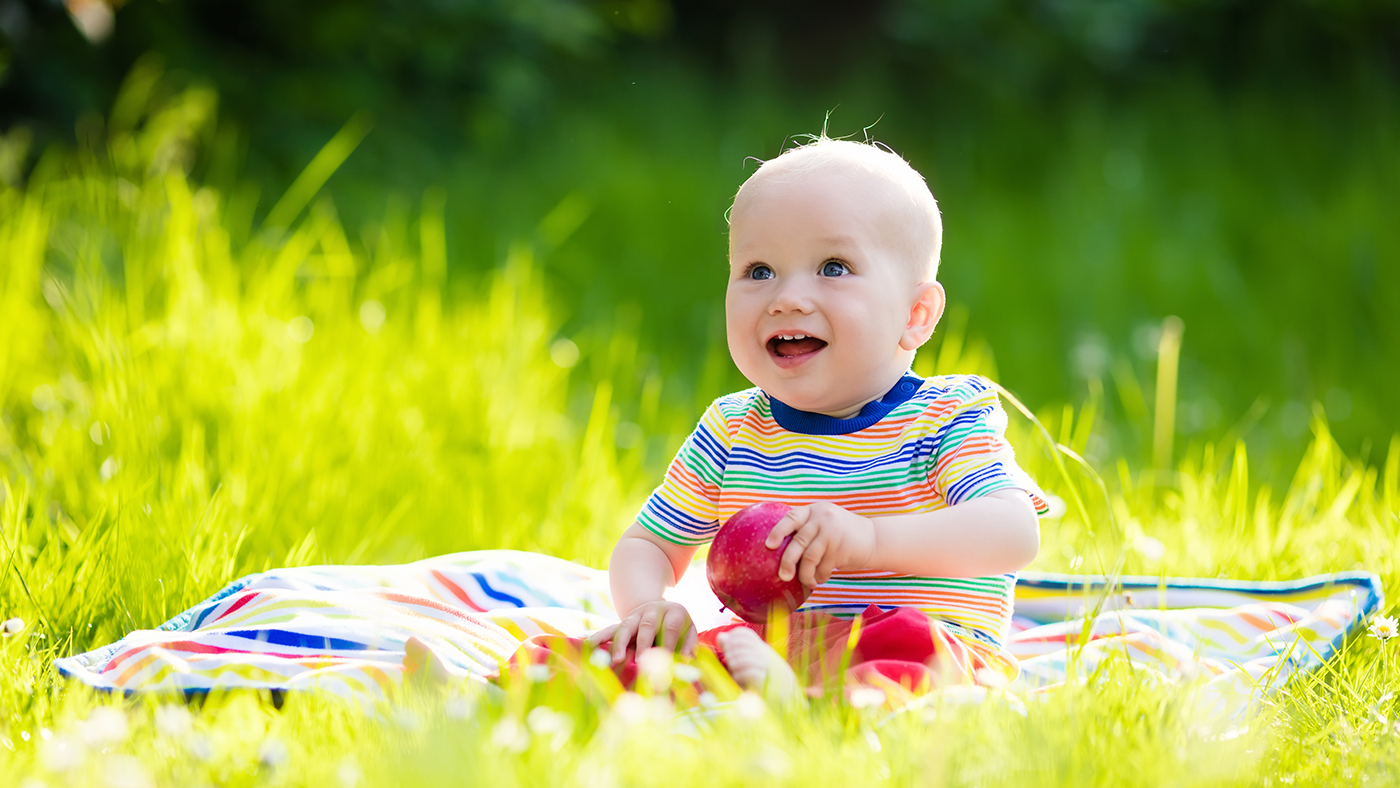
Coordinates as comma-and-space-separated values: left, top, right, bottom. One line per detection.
585, 523, 700, 663
867, 489, 1039, 576
765, 490, 1039, 586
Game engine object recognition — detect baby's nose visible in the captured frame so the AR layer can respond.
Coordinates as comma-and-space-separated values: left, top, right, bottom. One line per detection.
767, 284, 815, 313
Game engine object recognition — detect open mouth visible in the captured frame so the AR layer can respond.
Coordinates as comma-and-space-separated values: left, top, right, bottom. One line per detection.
767, 333, 828, 360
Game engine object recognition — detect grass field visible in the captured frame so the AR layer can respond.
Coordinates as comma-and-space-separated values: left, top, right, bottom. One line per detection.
1, 84, 1399, 786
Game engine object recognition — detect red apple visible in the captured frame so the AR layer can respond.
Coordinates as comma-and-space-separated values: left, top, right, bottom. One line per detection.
706, 502, 811, 624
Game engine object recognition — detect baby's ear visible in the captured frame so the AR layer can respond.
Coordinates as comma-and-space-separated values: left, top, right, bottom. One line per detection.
900, 281, 945, 351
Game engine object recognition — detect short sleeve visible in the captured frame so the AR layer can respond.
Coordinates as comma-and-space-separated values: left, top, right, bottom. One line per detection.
927, 377, 1049, 515
634, 398, 734, 546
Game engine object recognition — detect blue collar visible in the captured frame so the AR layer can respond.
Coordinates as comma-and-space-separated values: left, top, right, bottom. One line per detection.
768, 373, 925, 435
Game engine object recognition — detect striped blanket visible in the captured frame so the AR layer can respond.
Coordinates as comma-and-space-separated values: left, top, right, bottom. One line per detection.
1008, 572, 1381, 712
56, 551, 1381, 713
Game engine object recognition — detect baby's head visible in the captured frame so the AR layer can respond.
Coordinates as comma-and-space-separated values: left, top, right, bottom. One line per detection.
725, 138, 947, 417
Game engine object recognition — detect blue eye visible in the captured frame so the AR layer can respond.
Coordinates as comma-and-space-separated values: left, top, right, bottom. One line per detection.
747, 265, 774, 281
820, 260, 849, 277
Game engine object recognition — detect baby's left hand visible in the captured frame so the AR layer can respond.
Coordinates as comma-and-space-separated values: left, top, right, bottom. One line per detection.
764, 502, 877, 588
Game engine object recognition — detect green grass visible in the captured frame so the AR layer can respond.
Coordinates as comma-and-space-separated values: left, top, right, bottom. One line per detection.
2, 85, 1399, 786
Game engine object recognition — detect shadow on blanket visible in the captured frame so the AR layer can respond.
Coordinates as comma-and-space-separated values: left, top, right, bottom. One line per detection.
54, 550, 1382, 716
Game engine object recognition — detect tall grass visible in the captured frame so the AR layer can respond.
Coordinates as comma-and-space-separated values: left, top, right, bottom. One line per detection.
0, 84, 1398, 786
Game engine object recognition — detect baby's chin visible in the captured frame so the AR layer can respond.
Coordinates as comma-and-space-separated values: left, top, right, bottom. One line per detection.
763, 383, 872, 418
738, 357, 900, 416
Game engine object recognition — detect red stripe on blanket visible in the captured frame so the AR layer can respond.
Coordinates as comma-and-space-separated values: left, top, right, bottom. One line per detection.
212, 591, 260, 622
430, 569, 489, 612
367, 588, 482, 620
104, 638, 340, 675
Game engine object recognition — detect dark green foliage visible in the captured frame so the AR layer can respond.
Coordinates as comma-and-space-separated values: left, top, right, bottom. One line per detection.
1, 0, 1396, 475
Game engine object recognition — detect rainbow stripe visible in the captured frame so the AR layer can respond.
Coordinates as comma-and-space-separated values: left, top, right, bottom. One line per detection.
636, 374, 1048, 655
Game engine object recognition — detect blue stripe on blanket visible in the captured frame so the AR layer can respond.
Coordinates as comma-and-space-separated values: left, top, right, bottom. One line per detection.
223, 629, 371, 651
471, 572, 526, 607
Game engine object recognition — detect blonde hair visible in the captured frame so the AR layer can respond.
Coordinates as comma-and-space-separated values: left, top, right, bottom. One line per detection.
731, 137, 943, 282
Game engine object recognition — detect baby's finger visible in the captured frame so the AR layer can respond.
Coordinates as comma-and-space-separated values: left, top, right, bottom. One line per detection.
681, 625, 699, 658
814, 548, 840, 586
797, 538, 827, 588
659, 608, 689, 653
765, 506, 810, 549
634, 609, 661, 655
778, 521, 819, 582
585, 623, 619, 648
609, 619, 636, 663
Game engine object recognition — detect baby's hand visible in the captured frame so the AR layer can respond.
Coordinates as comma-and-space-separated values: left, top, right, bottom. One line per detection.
716, 627, 799, 699
764, 502, 877, 588
585, 600, 697, 665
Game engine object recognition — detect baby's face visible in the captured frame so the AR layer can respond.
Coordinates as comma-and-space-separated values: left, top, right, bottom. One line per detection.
726, 166, 931, 417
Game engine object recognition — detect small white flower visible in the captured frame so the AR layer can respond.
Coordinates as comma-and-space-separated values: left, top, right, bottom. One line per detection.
103, 754, 154, 788
392, 708, 422, 731
526, 706, 569, 736
588, 648, 613, 669
490, 718, 530, 752
611, 692, 649, 725
848, 687, 887, 710
752, 745, 792, 777
257, 737, 288, 769
1370, 615, 1398, 642
79, 707, 129, 747
697, 691, 718, 708
637, 648, 673, 691
185, 734, 214, 762
2, 617, 25, 635
672, 663, 702, 683
154, 705, 193, 739
524, 663, 552, 683
734, 691, 766, 720
864, 729, 883, 753
444, 695, 471, 720
337, 757, 362, 788
526, 706, 573, 749
648, 695, 673, 720
40, 735, 86, 772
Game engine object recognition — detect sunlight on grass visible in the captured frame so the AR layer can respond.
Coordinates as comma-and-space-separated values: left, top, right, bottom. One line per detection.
0, 84, 1398, 786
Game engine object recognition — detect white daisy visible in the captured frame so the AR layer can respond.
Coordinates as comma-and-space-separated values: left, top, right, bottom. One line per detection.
1369, 614, 1398, 642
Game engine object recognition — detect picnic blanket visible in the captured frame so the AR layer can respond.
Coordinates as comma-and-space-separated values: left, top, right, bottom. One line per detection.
55, 550, 1382, 713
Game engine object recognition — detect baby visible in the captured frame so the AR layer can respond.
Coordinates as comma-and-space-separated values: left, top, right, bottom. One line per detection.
585, 137, 1048, 696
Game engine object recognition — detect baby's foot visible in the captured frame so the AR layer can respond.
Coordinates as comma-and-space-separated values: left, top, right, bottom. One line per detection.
404, 635, 466, 687
716, 628, 800, 700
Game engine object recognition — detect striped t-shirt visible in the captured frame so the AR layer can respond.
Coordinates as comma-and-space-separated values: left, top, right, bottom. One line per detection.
636, 373, 1048, 659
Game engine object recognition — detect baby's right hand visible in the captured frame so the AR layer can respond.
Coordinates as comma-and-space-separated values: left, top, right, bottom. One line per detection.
585, 600, 697, 665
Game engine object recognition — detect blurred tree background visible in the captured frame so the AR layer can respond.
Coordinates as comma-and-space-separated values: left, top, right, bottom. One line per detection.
2, 0, 1397, 480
